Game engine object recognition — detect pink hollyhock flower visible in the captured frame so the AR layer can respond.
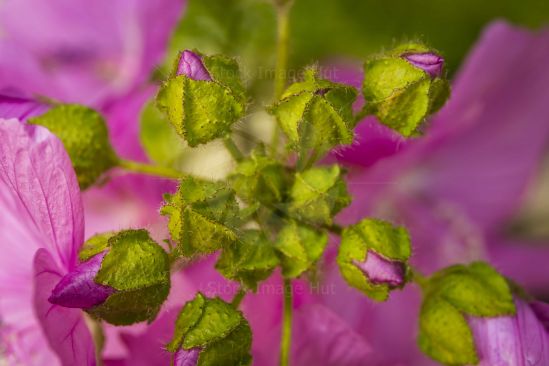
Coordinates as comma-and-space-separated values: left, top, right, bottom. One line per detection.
0, 0, 185, 190
0, 118, 94, 365
322, 21, 549, 365
468, 300, 549, 365
0, 0, 184, 107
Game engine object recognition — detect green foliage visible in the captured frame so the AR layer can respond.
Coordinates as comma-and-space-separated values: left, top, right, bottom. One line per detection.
167, 293, 252, 366
29, 104, 118, 189
87, 230, 170, 325
216, 230, 279, 291
418, 297, 478, 366
418, 262, 516, 365
362, 43, 450, 137
337, 218, 411, 301
161, 177, 240, 257
269, 69, 357, 158
157, 54, 246, 147
229, 145, 289, 205
78, 232, 115, 261
289, 165, 351, 226
139, 100, 187, 168
275, 221, 328, 278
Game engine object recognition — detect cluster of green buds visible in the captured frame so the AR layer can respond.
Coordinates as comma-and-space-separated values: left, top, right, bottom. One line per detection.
34, 35, 528, 366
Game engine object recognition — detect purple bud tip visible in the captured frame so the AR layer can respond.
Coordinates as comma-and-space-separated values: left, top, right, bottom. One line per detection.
402, 52, 444, 78
174, 348, 200, 366
353, 250, 405, 287
315, 88, 331, 96
177, 50, 212, 81
48, 251, 116, 309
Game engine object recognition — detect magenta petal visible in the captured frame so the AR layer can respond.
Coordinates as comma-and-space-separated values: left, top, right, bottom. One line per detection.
468, 299, 549, 366
177, 50, 212, 81
49, 251, 115, 309
402, 52, 444, 77
0, 91, 48, 121
353, 250, 405, 287
174, 348, 200, 366
293, 304, 373, 366
0, 118, 83, 271
0, 118, 86, 363
34, 249, 96, 366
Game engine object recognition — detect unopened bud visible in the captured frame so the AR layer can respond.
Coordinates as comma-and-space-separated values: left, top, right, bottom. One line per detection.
49, 251, 115, 309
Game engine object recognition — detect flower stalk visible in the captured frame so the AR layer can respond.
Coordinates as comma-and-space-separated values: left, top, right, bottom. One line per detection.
118, 159, 185, 179
280, 278, 293, 366
271, 0, 292, 156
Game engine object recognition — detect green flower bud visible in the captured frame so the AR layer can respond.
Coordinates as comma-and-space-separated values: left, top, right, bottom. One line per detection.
269, 68, 357, 157
156, 51, 247, 147
29, 104, 118, 189
215, 230, 279, 291
161, 177, 240, 257
337, 219, 411, 301
85, 229, 171, 325
362, 42, 450, 137
167, 293, 252, 366
275, 221, 328, 279
229, 144, 289, 205
288, 165, 351, 226
418, 262, 515, 365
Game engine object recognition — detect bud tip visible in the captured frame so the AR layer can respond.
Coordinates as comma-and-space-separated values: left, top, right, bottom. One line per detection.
177, 50, 212, 81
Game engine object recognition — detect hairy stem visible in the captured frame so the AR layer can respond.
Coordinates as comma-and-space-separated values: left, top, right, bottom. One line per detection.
279, 278, 293, 366
223, 137, 244, 162
271, 1, 292, 157
118, 159, 184, 180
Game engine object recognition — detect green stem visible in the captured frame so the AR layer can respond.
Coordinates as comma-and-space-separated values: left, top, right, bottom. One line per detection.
223, 137, 244, 162
271, 1, 292, 157
279, 279, 293, 366
231, 287, 247, 308
118, 159, 184, 179
296, 150, 319, 171
323, 223, 343, 236
84, 314, 105, 366
411, 267, 429, 290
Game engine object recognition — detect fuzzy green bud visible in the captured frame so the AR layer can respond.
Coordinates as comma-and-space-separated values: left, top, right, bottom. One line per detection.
269, 68, 357, 158
29, 104, 118, 189
337, 219, 411, 301
156, 50, 247, 147
362, 42, 450, 137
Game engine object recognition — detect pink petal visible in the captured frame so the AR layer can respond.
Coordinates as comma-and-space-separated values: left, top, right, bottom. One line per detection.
34, 248, 96, 366
0, 119, 85, 363
174, 348, 200, 366
49, 251, 116, 309
0, 0, 185, 105
469, 300, 549, 366
292, 304, 373, 366
0, 90, 48, 121
402, 52, 444, 78
177, 50, 212, 81
0, 118, 83, 270
353, 250, 405, 287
